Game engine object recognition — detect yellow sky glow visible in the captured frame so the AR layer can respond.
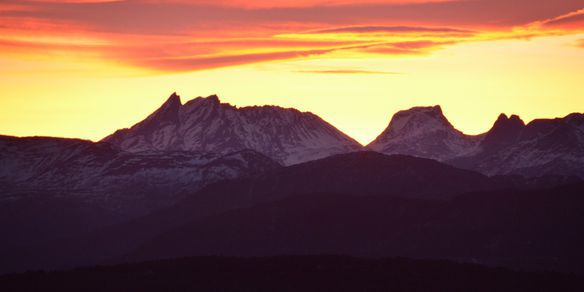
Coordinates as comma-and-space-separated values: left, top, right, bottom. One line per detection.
0, 1, 582, 145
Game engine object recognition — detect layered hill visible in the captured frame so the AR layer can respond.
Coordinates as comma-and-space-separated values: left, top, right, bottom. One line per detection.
2, 152, 578, 274
126, 183, 584, 274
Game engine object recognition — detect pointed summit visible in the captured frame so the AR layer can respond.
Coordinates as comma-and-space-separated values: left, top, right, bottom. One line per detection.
165, 92, 182, 107
481, 113, 525, 151
100, 93, 183, 151
142, 92, 182, 125
493, 114, 525, 128
102, 92, 360, 165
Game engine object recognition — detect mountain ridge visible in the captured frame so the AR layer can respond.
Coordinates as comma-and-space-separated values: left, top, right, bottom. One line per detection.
4, 92, 583, 178
368, 105, 584, 177
102, 93, 361, 165
0, 135, 280, 216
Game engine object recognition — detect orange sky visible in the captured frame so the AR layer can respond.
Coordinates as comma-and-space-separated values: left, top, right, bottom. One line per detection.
0, 0, 583, 144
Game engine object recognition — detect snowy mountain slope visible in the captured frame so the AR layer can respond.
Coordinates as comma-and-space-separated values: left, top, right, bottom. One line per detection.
102, 93, 362, 165
449, 113, 584, 177
367, 106, 482, 161
368, 107, 584, 178
0, 135, 280, 216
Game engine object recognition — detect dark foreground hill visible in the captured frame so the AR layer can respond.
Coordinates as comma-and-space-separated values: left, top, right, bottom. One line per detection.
1, 256, 583, 292
126, 184, 584, 273
0, 152, 581, 275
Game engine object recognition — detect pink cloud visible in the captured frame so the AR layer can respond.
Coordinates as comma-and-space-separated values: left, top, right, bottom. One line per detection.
1, 0, 582, 72
136, 49, 335, 71
306, 25, 475, 35
538, 9, 584, 28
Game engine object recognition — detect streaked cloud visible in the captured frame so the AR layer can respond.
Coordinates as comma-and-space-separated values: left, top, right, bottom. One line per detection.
306, 25, 475, 35
297, 69, 400, 74
537, 9, 584, 28
0, 0, 582, 72
136, 49, 336, 72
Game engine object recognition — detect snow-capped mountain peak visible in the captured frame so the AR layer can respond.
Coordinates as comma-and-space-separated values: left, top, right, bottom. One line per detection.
368, 105, 479, 161
381, 105, 453, 136
102, 93, 361, 165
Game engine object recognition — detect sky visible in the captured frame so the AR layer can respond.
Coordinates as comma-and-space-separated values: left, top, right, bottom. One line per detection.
0, 0, 583, 145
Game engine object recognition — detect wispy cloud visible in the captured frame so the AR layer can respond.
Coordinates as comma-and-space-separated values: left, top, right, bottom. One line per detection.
536, 9, 584, 28
136, 49, 337, 72
306, 25, 475, 35
0, 0, 582, 72
296, 69, 400, 74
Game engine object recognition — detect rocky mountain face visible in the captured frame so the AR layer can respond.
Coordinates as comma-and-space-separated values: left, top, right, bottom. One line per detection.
0, 135, 280, 216
367, 106, 480, 161
368, 106, 584, 178
450, 113, 584, 177
102, 93, 362, 165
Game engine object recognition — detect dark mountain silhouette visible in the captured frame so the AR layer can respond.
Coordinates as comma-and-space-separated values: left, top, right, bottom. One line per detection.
102, 93, 361, 165
2, 256, 583, 292
0, 152, 579, 274
126, 183, 584, 274
0, 193, 124, 252
0, 152, 497, 272
480, 114, 526, 151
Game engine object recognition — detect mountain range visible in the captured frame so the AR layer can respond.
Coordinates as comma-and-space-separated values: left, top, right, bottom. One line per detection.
102, 93, 361, 165
1, 92, 583, 276
369, 105, 584, 177
0, 135, 278, 216
102, 93, 584, 177
1, 152, 581, 274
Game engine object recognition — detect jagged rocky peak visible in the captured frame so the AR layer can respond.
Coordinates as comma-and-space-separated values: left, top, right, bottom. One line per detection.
493, 113, 525, 129
480, 113, 526, 150
102, 92, 361, 165
150, 92, 182, 117
166, 92, 182, 106
489, 113, 526, 137
448, 111, 584, 177
183, 94, 220, 107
